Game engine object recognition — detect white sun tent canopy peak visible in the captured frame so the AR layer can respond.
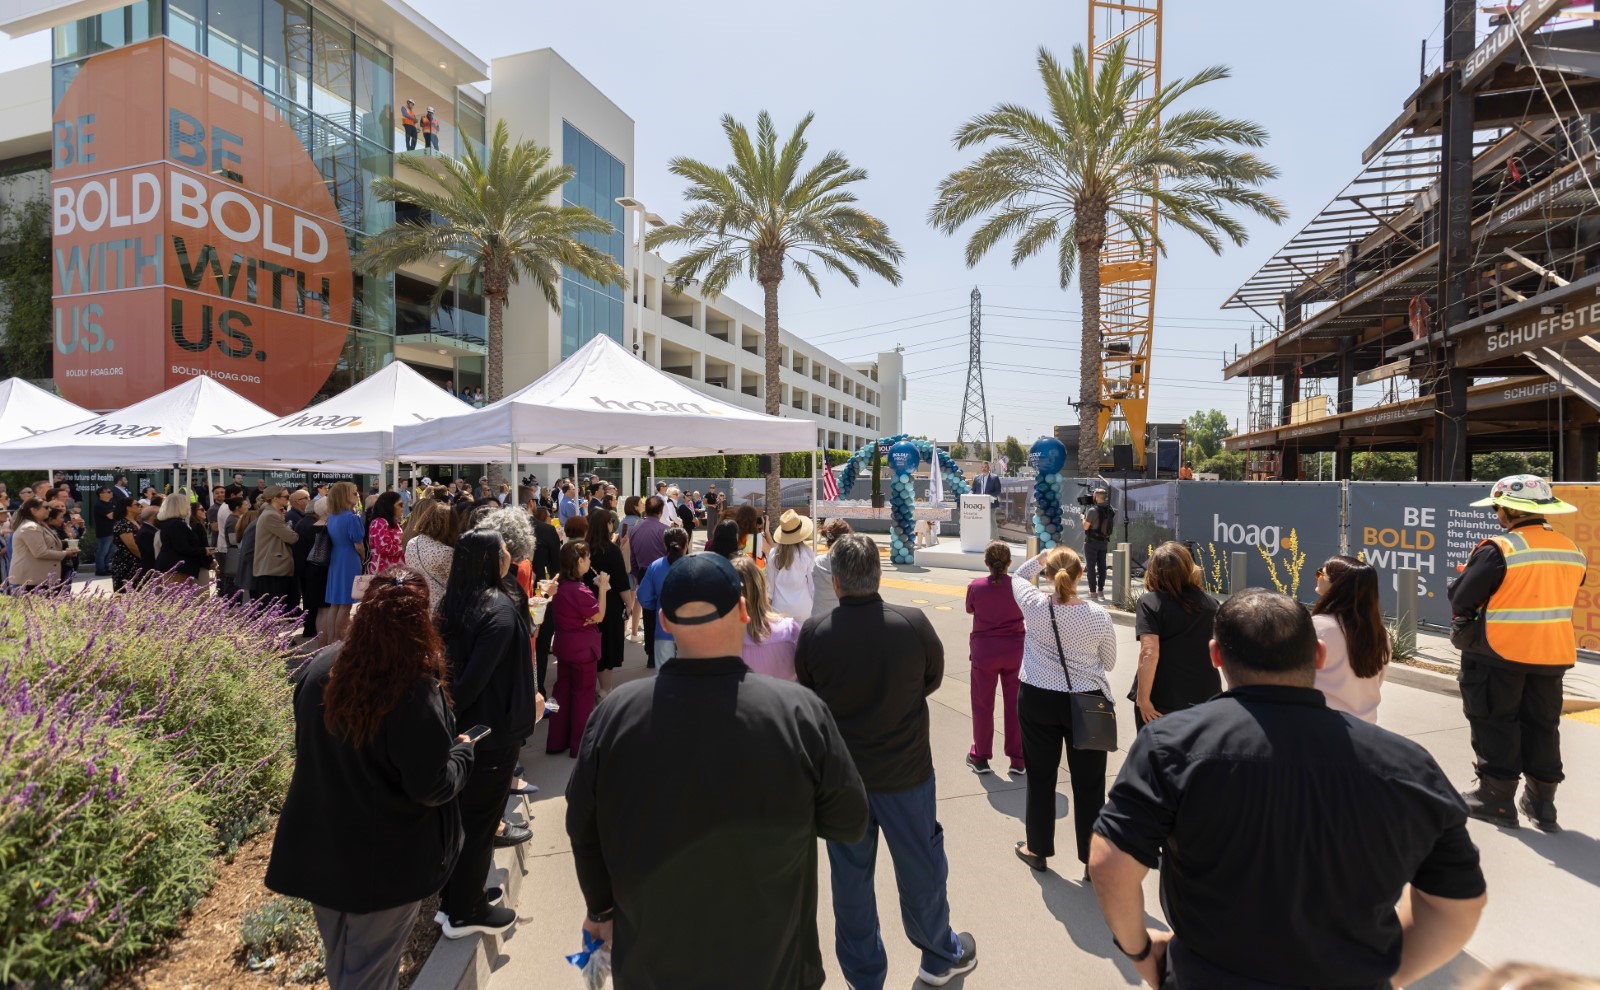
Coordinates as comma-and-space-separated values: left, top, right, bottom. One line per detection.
394, 333, 817, 461
187, 362, 472, 474
0, 376, 274, 470
0, 378, 94, 446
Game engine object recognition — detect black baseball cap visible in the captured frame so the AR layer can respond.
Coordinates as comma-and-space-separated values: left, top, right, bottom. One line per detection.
660, 553, 743, 626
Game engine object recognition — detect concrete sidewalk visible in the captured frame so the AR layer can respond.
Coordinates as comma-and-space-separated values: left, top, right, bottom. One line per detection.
471, 556, 1600, 989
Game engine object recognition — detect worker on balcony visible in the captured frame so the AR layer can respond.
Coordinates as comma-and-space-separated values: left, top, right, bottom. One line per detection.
1447, 475, 1584, 833
401, 99, 419, 151
422, 107, 441, 152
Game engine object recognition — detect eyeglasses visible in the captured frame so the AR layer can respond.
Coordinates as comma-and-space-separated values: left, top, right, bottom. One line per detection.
1315, 568, 1325, 578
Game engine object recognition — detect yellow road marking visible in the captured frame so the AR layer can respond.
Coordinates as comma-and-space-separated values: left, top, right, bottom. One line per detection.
880, 576, 972, 597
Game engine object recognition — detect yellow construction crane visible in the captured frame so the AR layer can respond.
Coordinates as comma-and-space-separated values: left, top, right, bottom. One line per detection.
1089, 0, 1162, 470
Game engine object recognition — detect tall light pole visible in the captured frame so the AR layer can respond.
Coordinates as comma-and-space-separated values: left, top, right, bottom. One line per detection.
615, 197, 665, 361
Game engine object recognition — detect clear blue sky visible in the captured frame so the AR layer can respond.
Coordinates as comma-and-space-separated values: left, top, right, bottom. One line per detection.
0, 0, 1454, 443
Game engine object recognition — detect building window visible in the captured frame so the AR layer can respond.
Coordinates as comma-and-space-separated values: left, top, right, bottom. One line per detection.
53, 1, 159, 61
309, 6, 353, 120
456, 97, 487, 162
167, 0, 204, 52
262, 0, 311, 106
207, 0, 262, 81
354, 37, 393, 148
560, 120, 625, 358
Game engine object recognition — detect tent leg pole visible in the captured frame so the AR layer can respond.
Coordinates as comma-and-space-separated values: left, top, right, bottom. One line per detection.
649, 458, 655, 504
511, 445, 520, 501
810, 449, 818, 553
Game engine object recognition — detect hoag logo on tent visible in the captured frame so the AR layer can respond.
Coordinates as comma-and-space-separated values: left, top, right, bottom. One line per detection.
283, 412, 365, 430
589, 396, 724, 416
76, 420, 162, 439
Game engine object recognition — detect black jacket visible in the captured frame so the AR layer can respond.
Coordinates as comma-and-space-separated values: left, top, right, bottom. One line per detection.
531, 520, 562, 584
265, 646, 473, 913
292, 513, 321, 570
445, 590, 538, 752
567, 657, 867, 990
154, 516, 209, 576
91, 497, 117, 538
796, 593, 944, 792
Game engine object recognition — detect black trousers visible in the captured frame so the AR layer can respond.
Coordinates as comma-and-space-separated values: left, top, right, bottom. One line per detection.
1085, 541, 1109, 594
1459, 656, 1565, 782
403, 124, 417, 150
440, 746, 518, 920
253, 574, 297, 610
535, 618, 554, 695
643, 607, 658, 667
1019, 683, 1108, 863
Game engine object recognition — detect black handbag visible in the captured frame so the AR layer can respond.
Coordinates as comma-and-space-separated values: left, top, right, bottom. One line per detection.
1047, 602, 1119, 752
306, 528, 331, 567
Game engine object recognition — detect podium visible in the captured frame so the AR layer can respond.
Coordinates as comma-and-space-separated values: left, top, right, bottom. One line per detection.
960, 494, 995, 552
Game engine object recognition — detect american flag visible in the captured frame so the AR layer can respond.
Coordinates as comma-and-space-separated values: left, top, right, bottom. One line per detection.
821, 450, 840, 501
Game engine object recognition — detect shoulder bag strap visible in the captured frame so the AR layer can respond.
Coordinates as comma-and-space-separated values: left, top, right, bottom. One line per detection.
1046, 601, 1076, 693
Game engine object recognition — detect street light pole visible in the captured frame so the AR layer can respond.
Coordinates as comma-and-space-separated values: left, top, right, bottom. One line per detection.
614, 198, 665, 362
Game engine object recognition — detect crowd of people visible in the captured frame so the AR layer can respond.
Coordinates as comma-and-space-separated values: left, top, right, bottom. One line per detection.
3, 466, 1586, 989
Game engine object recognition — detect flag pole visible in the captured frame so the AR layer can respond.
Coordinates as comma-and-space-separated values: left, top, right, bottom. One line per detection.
810, 448, 818, 553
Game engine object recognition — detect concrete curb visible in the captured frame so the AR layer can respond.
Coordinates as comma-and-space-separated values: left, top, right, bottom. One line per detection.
410, 794, 532, 990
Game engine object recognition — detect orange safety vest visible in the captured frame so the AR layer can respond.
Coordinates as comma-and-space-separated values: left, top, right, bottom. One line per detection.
401, 105, 418, 127
421, 113, 436, 134
1480, 525, 1586, 666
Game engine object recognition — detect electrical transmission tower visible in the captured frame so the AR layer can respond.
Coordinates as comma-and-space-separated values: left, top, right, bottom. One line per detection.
956, 287, 992, 458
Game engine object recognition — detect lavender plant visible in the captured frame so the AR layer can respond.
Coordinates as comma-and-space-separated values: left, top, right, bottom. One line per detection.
0, 581, 299, 984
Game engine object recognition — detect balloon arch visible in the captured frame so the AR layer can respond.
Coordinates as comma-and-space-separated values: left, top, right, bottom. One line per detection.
834, 434, 972, 563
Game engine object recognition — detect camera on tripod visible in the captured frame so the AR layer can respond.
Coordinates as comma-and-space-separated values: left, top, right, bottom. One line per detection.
1075, 482, 1097, 507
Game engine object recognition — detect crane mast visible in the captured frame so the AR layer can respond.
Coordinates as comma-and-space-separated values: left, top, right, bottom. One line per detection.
1088, 0, 1162, 470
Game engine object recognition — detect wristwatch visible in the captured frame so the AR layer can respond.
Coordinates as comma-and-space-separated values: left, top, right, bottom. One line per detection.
586, 907, 615, 924
1113, 933, 1152, 963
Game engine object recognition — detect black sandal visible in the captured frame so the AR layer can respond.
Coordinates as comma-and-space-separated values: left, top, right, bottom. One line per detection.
1014, 841, 1046, 872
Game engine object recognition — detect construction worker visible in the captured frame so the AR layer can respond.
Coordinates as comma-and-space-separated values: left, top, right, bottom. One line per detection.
400, 98, 419, 150
1178, 462, 1194, 481
1447, 474, 1585, 832
422, 106, 440, 151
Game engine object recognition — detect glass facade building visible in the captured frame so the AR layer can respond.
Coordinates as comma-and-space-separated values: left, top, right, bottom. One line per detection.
559, 120, 625, 359
52, 0, 404, 401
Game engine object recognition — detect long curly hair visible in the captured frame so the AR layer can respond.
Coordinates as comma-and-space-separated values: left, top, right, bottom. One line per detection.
323, 568, 450, 747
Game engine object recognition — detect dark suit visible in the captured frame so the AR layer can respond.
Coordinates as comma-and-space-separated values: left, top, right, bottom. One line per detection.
972, 473, 1001, 498
530, 520, 562, 695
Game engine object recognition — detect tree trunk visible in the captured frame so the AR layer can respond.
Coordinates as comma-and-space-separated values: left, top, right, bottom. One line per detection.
485, 269, 507, 487
759, 252, 783, 519
1076, 214, 1107, 479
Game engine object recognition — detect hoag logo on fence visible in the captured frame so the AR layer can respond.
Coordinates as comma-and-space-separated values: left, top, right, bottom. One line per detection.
1212, 513, 1280, 556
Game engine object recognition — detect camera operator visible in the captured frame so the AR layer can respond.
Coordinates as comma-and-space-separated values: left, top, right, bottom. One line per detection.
1082, 487, 1114, 601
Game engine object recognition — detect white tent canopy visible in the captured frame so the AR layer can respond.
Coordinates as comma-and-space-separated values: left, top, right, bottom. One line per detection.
0, 378, 94, 445
0, 376, 274, 470
188, 361, 474, 474
394, 333, 817, 461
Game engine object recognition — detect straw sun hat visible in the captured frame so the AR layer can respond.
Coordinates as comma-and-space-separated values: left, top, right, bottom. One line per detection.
772, 509, 814, 545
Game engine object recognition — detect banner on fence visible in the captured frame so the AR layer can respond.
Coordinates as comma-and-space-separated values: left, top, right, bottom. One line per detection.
1175, 482, 1342, 602
1548, 484, 1600, 650
1347, 483, 1498, 628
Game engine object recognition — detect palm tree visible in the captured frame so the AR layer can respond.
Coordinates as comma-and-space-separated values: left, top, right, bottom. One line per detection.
648, 112, 904, 511
359, 119, 624, 405
929, 43, 1287, 475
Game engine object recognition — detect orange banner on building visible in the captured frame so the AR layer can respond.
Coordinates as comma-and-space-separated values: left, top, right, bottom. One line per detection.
51, 39, 352, 414
1550, 484, 1600, 651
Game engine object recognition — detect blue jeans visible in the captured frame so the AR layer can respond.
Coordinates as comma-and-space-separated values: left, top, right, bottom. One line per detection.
826, 774, 961, 989
94, 535, 113, 574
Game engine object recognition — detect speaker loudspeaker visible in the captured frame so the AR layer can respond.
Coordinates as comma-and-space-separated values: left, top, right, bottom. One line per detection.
757, 455, 773, 474
1112, 444, 1134, 471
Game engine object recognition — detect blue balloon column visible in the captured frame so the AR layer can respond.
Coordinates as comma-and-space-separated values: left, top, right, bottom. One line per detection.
886, 440, 920, 564
1029, 436, 1068, 550
827, 435, 973, 566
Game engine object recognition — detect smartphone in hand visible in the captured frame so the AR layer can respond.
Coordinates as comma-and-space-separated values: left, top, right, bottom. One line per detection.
463, 724, 492, 745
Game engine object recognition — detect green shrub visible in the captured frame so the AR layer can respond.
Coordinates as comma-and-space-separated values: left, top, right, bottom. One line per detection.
240, 897, 322, 975
726, 454, 761, 478
0, 672, 215, 984
653, 455, 726, 477
0, 582, 296, 837
0, 581, 297, 985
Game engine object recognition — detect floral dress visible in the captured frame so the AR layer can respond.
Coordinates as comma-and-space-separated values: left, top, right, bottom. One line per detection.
110, 519, 140, 590
367, 517, 404, 574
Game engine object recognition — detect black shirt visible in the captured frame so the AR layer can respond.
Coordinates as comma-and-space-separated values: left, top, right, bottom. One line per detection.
1093, 685, 1485, 988
566, 657, 868, 990
1131, 589, 1220, 713
443, 591, 537, 753
1085, 504, 1115, 542
91, 497, 117, 538
796, 594, 944, 793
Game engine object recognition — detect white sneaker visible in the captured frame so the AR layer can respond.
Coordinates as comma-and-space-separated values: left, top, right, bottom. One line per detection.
918, 932, 977, 985
434, 887, 502, 925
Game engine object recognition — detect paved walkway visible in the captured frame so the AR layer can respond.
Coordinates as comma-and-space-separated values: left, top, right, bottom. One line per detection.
489, 556, 1600, 989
